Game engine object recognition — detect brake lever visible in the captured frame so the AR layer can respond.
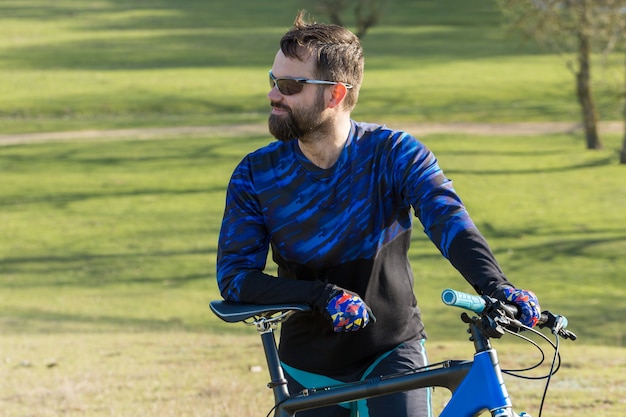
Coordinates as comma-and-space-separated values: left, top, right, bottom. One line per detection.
475, 297, 521, 337
539, 311, 577, 341
484, 297, 524, 331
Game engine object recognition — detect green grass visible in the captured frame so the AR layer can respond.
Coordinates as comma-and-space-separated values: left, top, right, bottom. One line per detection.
1, 110, 625, 417
0, 0, 624, 133
0, 134, 246, 334
408, 133, 626, 345
1, 333, 624, 417
1, 132, 624, 343
3, 138, 623, 417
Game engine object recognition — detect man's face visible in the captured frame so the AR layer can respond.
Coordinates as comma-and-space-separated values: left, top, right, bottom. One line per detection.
267, 50, 331, 142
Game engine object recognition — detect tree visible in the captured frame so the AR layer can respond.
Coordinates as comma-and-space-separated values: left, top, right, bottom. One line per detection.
498, 0, 606, 150
621, 54, 626, 164
593, 0, 626, 163
609, 15, 626, 164
309, 0, 393, 38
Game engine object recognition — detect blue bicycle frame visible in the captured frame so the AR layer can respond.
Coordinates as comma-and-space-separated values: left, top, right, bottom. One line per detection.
441, 349, 511, 417
209, 289, 571, 417
270, 320, 513, 417
272, 345, 513, 417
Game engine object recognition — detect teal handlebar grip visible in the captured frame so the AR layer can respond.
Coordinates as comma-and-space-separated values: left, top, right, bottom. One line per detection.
441, 289, 486, 314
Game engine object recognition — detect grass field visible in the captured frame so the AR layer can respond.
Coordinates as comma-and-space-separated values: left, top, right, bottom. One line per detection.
1, 0, 625, 416
0, 333, 624, 417
1, 132, 624, 416
1, 132, 624, 341
0, 0, 624, 133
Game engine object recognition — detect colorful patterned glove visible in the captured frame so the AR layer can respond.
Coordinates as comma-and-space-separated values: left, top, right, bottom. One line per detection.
325, 290, 372, 332
501, 287, 541, 328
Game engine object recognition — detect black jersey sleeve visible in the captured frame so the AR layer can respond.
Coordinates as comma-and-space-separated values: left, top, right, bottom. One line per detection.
446, 228, 513, 296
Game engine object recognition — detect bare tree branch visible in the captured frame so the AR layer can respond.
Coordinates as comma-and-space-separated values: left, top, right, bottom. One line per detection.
306, 0, 393, 38
496, 0, 626, 150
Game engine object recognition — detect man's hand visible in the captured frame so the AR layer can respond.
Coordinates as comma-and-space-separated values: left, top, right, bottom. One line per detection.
325, 290, 373, 332
501, 287, 541, 328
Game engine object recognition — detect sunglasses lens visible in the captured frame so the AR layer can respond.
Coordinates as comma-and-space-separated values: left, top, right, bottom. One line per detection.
269, 73, 304, 96
277, 79, 303, 95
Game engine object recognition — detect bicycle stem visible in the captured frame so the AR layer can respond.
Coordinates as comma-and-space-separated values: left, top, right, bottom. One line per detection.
469, 318, 492, 352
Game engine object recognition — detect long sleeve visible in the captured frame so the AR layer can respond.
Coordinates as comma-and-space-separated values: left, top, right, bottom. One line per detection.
446, 229, 512, 296
216, 154, 335, 308
216, 155, 269, 302
388, 130, 511, 295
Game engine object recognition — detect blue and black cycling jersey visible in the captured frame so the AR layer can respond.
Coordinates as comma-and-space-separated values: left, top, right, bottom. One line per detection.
217, 120, 510, 376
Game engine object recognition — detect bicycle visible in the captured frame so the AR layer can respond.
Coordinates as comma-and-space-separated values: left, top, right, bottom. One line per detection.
210, 289, 577, 417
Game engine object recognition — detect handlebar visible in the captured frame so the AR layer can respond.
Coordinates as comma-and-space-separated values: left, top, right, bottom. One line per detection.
441, 289, 577, 340
441, 289, 487, 313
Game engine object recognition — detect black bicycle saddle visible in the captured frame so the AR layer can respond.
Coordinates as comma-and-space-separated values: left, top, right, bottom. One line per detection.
210, 300, 311, 323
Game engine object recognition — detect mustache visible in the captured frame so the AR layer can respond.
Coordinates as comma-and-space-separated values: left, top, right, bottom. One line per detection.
271, 101, 290, 111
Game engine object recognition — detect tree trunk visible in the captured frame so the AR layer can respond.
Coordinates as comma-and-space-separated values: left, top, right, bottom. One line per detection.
328, 11, 344, 27
577, 1, 602, 150
621, 53, 626, 164
619, 127, 626, 164
318, 0, 346, 27
354, 0, 380, 39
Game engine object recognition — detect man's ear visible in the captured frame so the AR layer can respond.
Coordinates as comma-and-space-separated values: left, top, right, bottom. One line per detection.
327, 83, 348, 109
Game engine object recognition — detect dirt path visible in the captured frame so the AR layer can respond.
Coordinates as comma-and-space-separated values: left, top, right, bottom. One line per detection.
0, 121, 622, 146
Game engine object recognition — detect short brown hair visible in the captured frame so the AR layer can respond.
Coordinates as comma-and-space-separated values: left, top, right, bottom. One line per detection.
280, 10, 364, 110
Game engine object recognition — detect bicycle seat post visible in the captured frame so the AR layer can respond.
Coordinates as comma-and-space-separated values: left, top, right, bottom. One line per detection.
254, 316, 291, 405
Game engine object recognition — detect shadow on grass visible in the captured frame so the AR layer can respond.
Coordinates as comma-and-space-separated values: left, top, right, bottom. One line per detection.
0, 133, 259, 165
447, 156, 615, 175
0, 306, 192, 333
0, 0, 549, 71
419, 226, 626, 265
0, 186, 225, 208
0, 0, 297, 29
1, 247, 216, 287
544, 293, 626, 347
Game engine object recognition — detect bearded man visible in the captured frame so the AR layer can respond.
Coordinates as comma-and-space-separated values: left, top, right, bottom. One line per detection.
216, 11, 540, 417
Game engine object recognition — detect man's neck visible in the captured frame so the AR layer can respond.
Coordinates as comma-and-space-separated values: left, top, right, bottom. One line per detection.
297, 117, 352, 169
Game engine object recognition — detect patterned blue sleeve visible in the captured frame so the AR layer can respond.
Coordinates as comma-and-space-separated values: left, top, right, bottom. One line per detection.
387, 130, 510, 293
217, 155, 270, 301
217, 154, 335, 305
388, 131, 476, 258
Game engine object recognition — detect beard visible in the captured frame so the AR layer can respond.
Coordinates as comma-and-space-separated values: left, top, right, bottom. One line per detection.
268, 91, 330, 142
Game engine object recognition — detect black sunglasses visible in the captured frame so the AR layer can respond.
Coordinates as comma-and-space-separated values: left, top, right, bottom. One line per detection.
269, 70, 353, 96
